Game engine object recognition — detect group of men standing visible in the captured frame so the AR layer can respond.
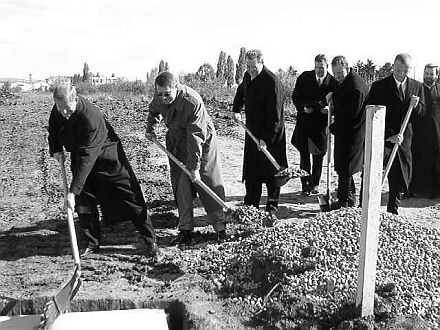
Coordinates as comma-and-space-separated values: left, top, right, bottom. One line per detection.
48, 49, 439, 256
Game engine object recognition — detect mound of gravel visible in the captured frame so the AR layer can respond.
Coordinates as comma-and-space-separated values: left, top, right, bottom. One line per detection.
168, 208, 439, 328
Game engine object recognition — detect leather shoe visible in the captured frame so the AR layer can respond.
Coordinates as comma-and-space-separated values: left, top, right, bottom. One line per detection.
216, 230, 227, 242
81, 246, 100, 257
145, 243, 160, 258
170, 230, 194, 245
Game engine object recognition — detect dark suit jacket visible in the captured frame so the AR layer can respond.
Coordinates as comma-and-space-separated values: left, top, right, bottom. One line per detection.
291, 70, 338, 155
232, 66, 287, 181
330, 69, 368, 175
48, 96, 147, 223
367, 74, 425, 188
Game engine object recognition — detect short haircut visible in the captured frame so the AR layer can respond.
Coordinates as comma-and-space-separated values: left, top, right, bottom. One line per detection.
424, 63, 439, 75
331, 55, 349, 69
314, 54, 328, 64
246, 49, 263, 63
154, 71, 177, 88
53, 84, 76, 101
394, 53, 412, 67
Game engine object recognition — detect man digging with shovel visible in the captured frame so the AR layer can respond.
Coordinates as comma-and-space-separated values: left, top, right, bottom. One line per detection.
231, 49, 288, 215
146, 72, 227, 245
48, 84, 158, 257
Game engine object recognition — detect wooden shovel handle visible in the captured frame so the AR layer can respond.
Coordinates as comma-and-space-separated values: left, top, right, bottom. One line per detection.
151, 138, 230, 211
381, 98, 418, 187
235, 119, 281, 171
60, 160, 81, 268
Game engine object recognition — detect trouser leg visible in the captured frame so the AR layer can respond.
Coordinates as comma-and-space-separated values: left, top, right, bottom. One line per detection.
244, 177, 263, 209
337, 173, 354, 207
131, 211, 157, 245
310, 154, 324, 188
299, 151, 311, 190
196, 179, 226, 233
175, 171, 195, 231
78, 212, 100, 248
266, 177, 281, 213
387, 162, 405, 215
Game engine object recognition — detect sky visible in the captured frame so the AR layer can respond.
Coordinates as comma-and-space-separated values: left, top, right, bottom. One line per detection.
0, 0, 439, 81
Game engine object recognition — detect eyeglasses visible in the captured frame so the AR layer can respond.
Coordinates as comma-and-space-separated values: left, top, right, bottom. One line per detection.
156, 91, 173, 98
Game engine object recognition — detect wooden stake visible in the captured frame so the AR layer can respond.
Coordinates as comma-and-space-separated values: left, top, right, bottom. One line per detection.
356, 105, 386, 316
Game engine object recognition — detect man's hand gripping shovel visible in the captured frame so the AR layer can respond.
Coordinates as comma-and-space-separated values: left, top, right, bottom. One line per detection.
38, 153, 82, 330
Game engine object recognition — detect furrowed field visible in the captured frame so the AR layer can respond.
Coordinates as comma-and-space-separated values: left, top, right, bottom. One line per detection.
0, 91, 439, 329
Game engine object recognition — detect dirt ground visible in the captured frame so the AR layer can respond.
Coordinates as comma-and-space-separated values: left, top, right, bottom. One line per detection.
0, 93, 439, 329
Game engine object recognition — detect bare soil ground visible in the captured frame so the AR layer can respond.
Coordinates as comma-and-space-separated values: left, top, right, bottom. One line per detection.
0, 93, 439, 329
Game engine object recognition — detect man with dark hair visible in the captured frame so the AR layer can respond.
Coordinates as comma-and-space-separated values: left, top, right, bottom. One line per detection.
328, 55, 368, 208
146, 72, 226, 245
232, 49, 287, 213
48, 84, 158, 257
291, 54, 338, 195
410, 63, 440, 198
366, 53, 424, 214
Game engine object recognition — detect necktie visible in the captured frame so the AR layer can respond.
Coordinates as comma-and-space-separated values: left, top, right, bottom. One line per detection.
317, 78, 321, 87
399, 84, 405, 100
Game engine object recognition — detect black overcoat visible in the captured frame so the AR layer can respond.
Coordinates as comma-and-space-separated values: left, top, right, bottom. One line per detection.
48, 96, 147, 223
330, 69, 368, 175
411, 83, 440, 194
232, 67, 288, 181
291, 70, 338, 155
367, 75, 425, 189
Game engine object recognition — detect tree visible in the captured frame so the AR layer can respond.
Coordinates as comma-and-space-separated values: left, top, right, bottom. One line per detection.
216, 51, 227, 82
225, 55, 235, 88
235, 47, 247, 84
165, 62, 169, 72
196, 63, 215, 81
377, 62, 393, 79
276, 66, 298, 108
82, 62, 90, 82
159, 60, 166, 73
72, 73, 82, 85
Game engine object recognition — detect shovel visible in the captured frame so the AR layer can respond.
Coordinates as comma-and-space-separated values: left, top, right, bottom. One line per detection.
150, 137, 230, 211
235, 119, 291, 187
317, 105, 336, 212
38, 159, 82, 329
381, 95, 419, 187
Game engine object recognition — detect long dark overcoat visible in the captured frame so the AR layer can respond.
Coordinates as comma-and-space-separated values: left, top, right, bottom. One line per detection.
411, 83, 440, 193
232, 67, 288, 181
48, 96, 146, 223
330, 69, 368, 175
367, 74, 425, 189
291, 70, 338, 155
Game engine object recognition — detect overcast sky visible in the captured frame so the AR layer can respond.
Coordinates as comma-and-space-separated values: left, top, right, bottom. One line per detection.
0, 0, 438, 81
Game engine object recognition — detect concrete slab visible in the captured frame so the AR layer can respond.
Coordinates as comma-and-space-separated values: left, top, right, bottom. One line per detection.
0, 308, 168, 330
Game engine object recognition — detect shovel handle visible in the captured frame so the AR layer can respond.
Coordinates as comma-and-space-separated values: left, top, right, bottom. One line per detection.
151, 138, 230, 211
381, 98, 417, 187
60, 161, 81, 268
235, 119, 281, 171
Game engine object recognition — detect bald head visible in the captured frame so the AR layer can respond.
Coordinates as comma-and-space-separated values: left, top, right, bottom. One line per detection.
53, 84, 77, 118
393, 53, 412, 82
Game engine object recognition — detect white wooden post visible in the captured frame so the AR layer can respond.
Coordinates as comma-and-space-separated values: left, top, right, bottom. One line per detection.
356, 105, 386, 316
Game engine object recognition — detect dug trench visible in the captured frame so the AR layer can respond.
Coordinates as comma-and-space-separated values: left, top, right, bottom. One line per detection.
1, 93, 439, 329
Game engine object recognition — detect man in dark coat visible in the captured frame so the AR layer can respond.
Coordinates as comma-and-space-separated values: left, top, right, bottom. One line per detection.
410, 63, 440, 198
291, 54, 338, 195
232, 49, 287, 213
48, 85, 158, 257
146, 72, 226, 245
328, 55, 368, 208
367, 53, 424, 214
